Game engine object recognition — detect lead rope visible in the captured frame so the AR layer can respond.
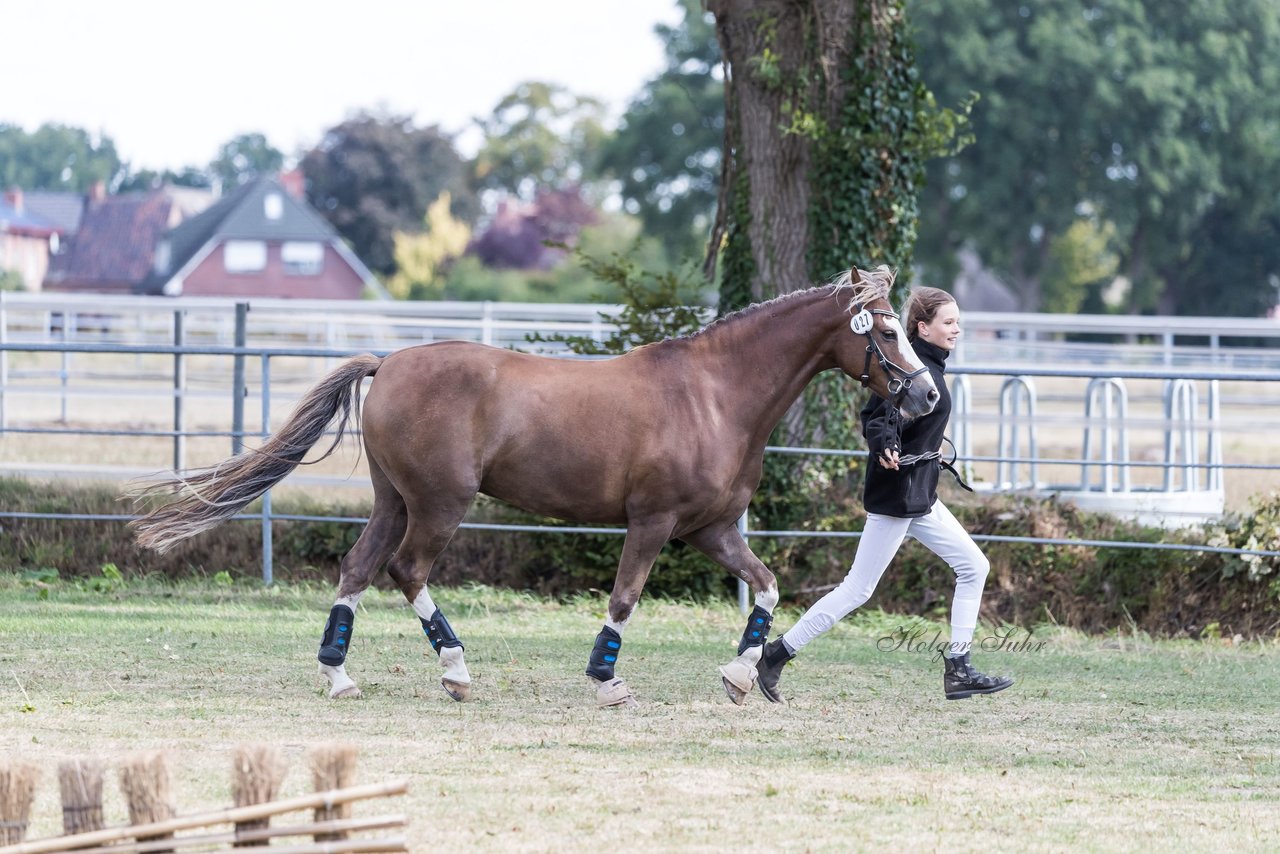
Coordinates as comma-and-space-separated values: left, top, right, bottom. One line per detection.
896, 437, 974, 492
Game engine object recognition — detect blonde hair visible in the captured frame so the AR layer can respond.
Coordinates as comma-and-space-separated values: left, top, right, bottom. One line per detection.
829, 265, 897, 312
904, 286, 956, 340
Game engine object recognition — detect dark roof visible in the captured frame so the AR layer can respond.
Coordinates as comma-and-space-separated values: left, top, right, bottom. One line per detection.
45, 191, 173, 287
24, 191, 86, 233
139, 177, 357, 294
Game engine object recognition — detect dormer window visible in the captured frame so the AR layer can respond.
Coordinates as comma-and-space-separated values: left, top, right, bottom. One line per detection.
264, 192, 283, 221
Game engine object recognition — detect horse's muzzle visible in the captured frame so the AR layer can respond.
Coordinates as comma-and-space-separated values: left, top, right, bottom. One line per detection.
897, 375, 940, 420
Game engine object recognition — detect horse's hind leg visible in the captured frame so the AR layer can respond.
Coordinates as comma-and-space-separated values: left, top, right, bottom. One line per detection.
318, 470, 408, 699
682, 523, 780, 706
385, 499, 475, 702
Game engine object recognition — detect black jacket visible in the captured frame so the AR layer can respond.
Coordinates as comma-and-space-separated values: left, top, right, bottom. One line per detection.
860, 338, 952, 517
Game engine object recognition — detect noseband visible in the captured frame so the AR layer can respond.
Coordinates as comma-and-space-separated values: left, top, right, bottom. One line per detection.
850, 304, 929, 405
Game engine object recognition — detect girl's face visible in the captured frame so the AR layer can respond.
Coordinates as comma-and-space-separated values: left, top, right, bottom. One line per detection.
917, 300, 961, 351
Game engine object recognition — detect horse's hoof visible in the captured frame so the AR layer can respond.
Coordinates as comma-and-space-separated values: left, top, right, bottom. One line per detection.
595, 677, 636, 708
329, 684, 362, 700
720, 675, 749, 706
441, 678, 471, 702
718, 656, 758, 704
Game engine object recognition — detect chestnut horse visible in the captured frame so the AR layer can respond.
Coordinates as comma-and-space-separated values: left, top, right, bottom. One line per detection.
131, 266, 937, 706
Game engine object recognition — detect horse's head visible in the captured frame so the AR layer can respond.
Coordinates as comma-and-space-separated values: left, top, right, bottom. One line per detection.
832, 267, 939, 420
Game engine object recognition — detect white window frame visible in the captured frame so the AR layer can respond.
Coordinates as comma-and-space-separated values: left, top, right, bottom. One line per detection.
224, 240, 267, 273
281, 240, 324, 276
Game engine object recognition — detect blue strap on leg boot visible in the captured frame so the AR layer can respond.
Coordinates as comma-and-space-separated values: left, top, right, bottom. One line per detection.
585, 626, 622, 681
318, 604, 355, 666
420, 608, 464, 652
737, 605, 773, 654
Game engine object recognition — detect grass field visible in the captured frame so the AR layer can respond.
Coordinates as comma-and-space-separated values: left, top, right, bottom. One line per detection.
3, 576, 1278, 852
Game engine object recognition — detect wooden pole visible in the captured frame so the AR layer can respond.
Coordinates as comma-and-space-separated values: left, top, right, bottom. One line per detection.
57, 759, 103, 836
230, 744, 287, 846
118, 752, 175, 854
309, 744, 357, 843
0, 762, 40, 846
41, 814, 406, 854
0, 780, 408, 854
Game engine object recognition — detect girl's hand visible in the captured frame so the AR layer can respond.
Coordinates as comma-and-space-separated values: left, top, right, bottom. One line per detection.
878, 448, 900, 470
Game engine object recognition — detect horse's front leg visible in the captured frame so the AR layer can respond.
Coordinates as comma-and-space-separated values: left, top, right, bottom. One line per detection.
683, 523, 779, 706
586, 517, 675, 707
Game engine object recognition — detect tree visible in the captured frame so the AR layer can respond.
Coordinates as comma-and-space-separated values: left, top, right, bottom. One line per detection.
387, 193, 472, 300
599, 0, 726, 262
300, 113, 479, 275
467, 187, 598, 270
473, 82, 608, 201
710, 0, 965, 307
708, 0, 967, 527
0, 269, 26, 292
909, 0, 1280, 315
0, 123, 121, 191
1041, 217, 1119, 314
441, 213, 681, 303
210, 133, 284, 189
115, 165, 212, 193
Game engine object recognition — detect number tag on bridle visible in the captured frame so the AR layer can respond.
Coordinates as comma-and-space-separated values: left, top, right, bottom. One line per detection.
849, 309, 874, 335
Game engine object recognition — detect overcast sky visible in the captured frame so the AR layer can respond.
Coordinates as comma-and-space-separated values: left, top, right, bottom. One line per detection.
2, 0, 685, 171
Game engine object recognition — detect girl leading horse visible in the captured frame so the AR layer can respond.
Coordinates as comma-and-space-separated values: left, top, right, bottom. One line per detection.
131, 267, 937, 707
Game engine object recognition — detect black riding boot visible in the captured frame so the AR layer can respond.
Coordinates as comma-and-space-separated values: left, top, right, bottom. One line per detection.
943, 651, 1014, 700
756, 638, 795, 703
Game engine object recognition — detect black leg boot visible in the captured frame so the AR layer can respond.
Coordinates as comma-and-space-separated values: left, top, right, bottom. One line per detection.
756, 638, 795, 703
943, 651, 1014, 700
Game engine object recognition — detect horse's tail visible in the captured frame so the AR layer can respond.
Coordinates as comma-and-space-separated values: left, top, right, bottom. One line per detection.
130, 353, 384, 553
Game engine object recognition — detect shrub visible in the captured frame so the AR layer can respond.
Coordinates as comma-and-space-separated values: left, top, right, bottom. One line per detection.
2, 480, 1277, 638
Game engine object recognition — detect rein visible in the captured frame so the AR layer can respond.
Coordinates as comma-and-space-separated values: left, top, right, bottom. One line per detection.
850, 304, 929, 407
896, 440, 974, 493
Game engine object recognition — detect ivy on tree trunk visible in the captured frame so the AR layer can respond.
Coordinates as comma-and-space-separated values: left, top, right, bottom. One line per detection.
708, 0, 970, 528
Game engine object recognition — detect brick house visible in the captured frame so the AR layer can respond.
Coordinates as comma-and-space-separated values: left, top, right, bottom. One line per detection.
42, 183, 200, 294
138, 176, 380, 299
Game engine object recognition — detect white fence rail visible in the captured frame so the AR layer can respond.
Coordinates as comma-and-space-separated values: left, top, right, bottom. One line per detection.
3, 293, 1280, 586
6, 291, 1280, 365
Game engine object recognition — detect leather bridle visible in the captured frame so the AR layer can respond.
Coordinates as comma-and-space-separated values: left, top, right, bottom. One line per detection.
850, 303, 930, 406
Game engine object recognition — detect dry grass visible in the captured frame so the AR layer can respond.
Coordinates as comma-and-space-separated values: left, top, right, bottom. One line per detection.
3, 577, 1278, 852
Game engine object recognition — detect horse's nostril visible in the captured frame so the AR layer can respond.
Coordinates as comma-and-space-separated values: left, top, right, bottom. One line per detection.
927, 389, 939, 403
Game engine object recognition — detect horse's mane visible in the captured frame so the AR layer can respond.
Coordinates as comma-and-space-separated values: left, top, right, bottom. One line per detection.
831, 265, 896, 309
686, 265, 897, 341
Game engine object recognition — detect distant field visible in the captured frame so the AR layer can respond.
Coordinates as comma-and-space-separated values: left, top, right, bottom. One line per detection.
3, 578, 1278, 852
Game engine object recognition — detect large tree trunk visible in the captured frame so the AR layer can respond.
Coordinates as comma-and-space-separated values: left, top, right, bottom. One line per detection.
710, 0, 858, 298
709, 0, 933, 529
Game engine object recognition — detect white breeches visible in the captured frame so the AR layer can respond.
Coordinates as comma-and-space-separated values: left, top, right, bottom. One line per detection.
782, 500, 990, 652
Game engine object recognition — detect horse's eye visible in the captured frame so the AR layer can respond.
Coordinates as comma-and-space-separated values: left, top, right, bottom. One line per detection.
881, 330, 896, 340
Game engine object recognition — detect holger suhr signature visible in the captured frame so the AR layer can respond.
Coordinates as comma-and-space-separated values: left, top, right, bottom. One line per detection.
877, 626, 1047, 661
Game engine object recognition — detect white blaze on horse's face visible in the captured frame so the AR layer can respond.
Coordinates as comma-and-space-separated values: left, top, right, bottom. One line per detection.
879, 314, 938, 420
884, 315, 925, 369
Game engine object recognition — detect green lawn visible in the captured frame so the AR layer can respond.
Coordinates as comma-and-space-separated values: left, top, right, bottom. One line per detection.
2, 575, 1278, 852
